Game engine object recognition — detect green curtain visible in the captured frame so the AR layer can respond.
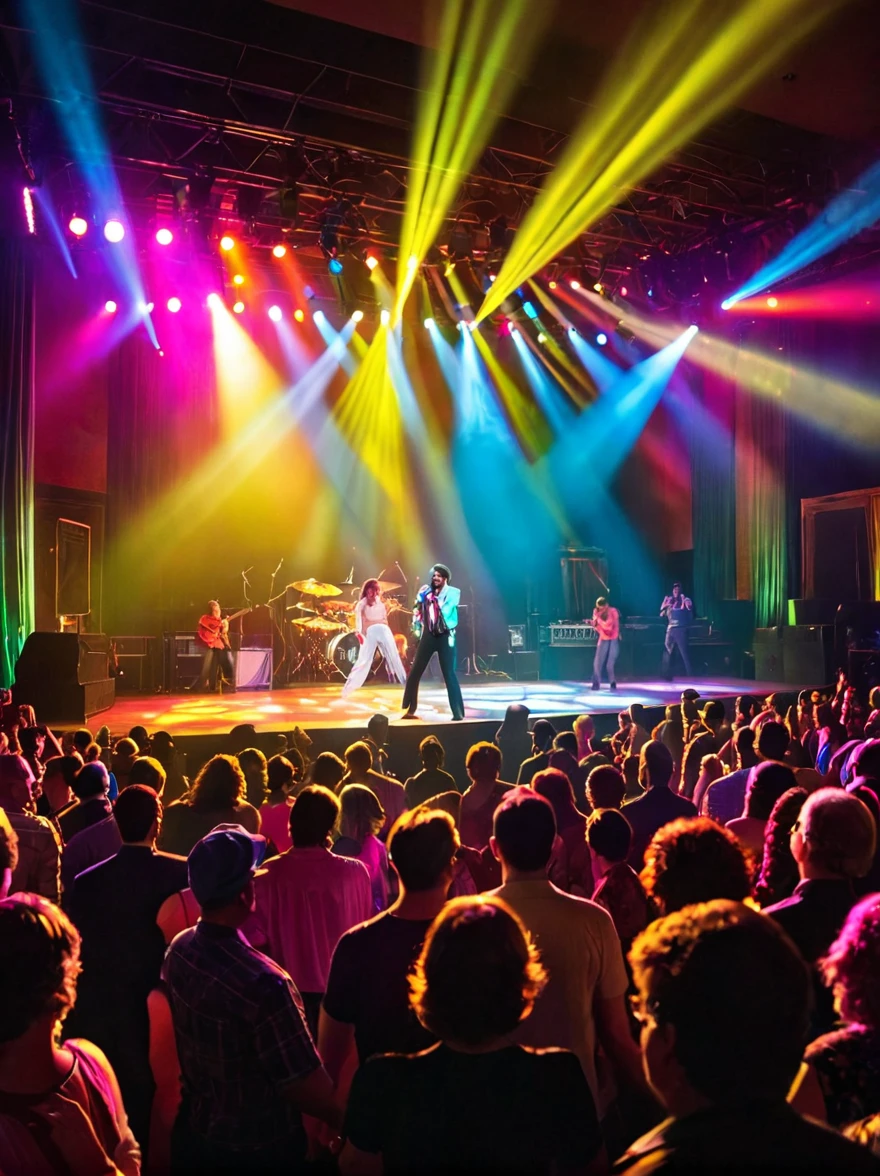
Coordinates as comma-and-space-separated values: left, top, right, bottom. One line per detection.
0, 240, 36, 687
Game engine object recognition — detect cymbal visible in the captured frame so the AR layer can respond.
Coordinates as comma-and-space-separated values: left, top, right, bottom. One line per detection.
376, 579, 401, 593
286, 603, 317, 614
287, 578, 342, 598
321, 599, 355, 613
304, 617, 347, 632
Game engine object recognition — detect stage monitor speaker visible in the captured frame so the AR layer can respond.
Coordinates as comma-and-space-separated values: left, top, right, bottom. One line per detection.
752, 627, 784, 681
783, 625, 834, 687
787, 599, 837, 626
13, 632, 115, 724
512, 651, 540, 682
541, 645, 593, 682
236, 648, 272, 690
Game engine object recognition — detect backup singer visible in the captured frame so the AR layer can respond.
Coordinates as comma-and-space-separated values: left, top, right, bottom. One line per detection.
590, 595, 620, 691
342, 579, 408, 697
401, 564, 465, 721
196, 600, 236, 693
661, 582, 693, 679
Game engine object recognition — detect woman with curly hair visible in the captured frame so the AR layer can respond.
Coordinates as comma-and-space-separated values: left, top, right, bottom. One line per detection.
159, 754, 259, 856
641, 816, 752, 917
754, 787, 809, 908
0, 895, 140, 1175
339, 896, 602, 1175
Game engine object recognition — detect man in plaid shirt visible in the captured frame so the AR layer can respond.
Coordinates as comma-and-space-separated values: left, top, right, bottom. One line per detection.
164, 825, 339, 1173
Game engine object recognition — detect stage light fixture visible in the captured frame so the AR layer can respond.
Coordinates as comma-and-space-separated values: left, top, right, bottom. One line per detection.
570, 279, 580, 290
424, 317, 434, 329
380, 308, 391, 325
104, 300, 117, 314
23, 188, 35, 235
220, 235, 235, 251
328, 257, 344, 275
138, 301, 154, 314
233, 301, 245, 314
293, 308, 305, 322
767, 296, 778, 308
596, 332, 608, 345
548, 280, 557, 289
313, 310, 325, 323
522, 300, 538, 319
721, 298, 733, 311
488, 274, 497, 283
104, 219, 125, 243
272, 244, 287, 258
167, 297, 181, 313
593, 282, 604, 293
351, 309, 364, 322
365, 254, 378, 271
156, 228, 173, 246
268, 305, 282, 322
537, 332, 547, 343
233, 274, 245, 286
69, 215, 88, 237
206, 293, 222, 309
620, 286, 628, 296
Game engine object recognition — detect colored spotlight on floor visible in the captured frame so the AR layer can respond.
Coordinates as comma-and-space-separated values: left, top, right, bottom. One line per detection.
104, 219, 125, 243
220, 235, 235, 251
380, 308, 391, 325
268, 305, 283, 322
156, 228, 174, 246
272, 244, 287, 258
69, 215, 88, 237
233, 301, 245, 314
167, 297, 181, 313
596, 332, 608, 346
328, 257, 344, 275
365, 255, 379, 271
294, 308, 305, 323
351, 309, 364, 323
424, 317, 434, 329
104, 300, 117, 314
767, 296, 778, 308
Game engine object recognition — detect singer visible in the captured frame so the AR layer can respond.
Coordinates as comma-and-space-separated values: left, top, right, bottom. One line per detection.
342, 579, 408, 696
401, 564, 465, 721
661, 581, 694, 679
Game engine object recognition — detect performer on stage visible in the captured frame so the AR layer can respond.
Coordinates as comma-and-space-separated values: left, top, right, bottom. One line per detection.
342, 579, 408, 697
661, 581, 693, 679
196, 600, 236, 693
401, 564, 465, 721
590, 595, 620, 691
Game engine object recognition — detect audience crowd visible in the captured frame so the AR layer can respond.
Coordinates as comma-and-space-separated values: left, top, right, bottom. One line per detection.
2, 674, 880, 1173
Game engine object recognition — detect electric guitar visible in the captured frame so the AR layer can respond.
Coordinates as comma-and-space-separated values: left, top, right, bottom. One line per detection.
198, 607, 252, 650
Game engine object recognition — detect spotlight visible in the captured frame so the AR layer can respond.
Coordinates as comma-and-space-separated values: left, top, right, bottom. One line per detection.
365, 254, 378, 271
380, 308, 390, 326
167, 297, 181, 313
69, 215, 88, 237
351, 309, 364, 322
570, 279, 580, 290
537, 332, 547, 343
407, 256, 418, 271
721, 298, 733, 311
522, 301, 538, 320
593, 282, 604, 293
104, 219, 125, 243
155, 228, 174, 246
23, 188, 35, 235
233, 274, 245, 286
548, 280, 557, 289
233, 301, 245, 314
424, 317, 434, 329
767, 296, 778, 308
313, 310, 325, 323
220, 235, 235, 251
328, 257, 344, 275
620, 286, 628, 297
138, 301, 154, 314
206, 293, 222, 309
268, 305, 282, 322
104, 300, 117, 314
488, 274, 497, 283
596, 332, 608, 346
293, 308, 305, 322
272, 244, 287, 258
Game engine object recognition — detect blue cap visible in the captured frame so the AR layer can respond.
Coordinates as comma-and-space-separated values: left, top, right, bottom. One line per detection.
187, 824, 268, 907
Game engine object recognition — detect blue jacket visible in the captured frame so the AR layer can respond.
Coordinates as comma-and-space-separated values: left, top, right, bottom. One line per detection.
413, 584, 460, 636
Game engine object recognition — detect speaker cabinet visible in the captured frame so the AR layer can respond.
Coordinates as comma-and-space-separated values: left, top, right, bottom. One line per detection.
512, 651, 540, 681
782, 625, 834, 687
753, 627, 784, 681
236, 648, 273, 690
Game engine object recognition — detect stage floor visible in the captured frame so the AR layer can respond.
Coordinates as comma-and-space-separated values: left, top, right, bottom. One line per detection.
97, 677, 789, 737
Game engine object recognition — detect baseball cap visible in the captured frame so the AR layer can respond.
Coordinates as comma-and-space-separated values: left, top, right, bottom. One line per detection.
188, 824, 268, 907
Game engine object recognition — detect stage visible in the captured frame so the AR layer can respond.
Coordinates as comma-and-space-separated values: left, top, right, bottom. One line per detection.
97, 676, 790, 738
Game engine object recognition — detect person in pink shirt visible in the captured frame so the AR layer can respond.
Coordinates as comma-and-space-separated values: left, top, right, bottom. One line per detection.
334, 784, 391, 914
590, 596, 620, 691
252, 785, 372, 1037
259, 754, 303, 854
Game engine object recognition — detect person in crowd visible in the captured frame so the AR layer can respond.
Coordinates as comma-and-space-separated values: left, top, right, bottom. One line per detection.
163, 826, 339, 1172
58, 761, 113, 844
587, 763, 626, 811
548, 731, 590, 809
149, 730, 189, 804
494, 703, 532, 782
419, 791, 486, 894
489, 788, 643, 1112
701, 724, 759, 824
794, 894, 880, 1129
625, 703, 651, 761
320, 809, 458, 1086
228, 723, 258, 755
65, 727, 95, 760
588, 807, 649, 949
35, 754, 80, 823
339, 896, 603, 1176
653, 704, 685, 782
754, 787, 809, 908
128, 726, 150, 754
0, 894, 141, 1176
641, 817, 752, 917
363, 714, 392, 776
160, 754, 260, 856
532, 767, 593, 895
680, 699, 727, 800
111, 737, 140, 794
612, 709, 633, 760
459, 742, 512, 851
680, 689, 702, 742
16, 725, 46, 787
237, 747, 269, 809
128, 756, 167, 796
623, 755, 645, 801
258, 754, 299, 852
252, 785, 372, 1036
0, 754, 60, 902
60, 801, 122, 896
624, 742, 696, 871
309, 750, 347, 792
618, 900, 878, 1174
574, 713, 598, 761
726, 761, 797, 860
849, 782, 880, 896
690, 753, 725, 813
516, 719, 557, 785
404, 735, 456, 807
340, 742, 406, 838
0, 809, 17, 899
67, 785, 188, 1151
333, 784, 390, 911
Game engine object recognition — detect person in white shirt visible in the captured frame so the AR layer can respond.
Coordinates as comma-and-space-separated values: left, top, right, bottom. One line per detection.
342, 579, 407, 697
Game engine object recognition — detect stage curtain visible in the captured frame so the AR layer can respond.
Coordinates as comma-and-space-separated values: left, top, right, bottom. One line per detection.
0, 240, 36, 687
690, 367, 736, 617
871, 494, 880, 603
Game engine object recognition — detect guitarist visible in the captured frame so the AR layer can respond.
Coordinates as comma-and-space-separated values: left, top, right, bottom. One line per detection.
197, 600, 236, 693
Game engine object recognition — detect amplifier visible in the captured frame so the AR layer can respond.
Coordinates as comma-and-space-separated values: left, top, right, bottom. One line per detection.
547, 624, 597, 647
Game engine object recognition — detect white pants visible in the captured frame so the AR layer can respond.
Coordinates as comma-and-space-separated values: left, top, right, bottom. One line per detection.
342, 623, 408, 695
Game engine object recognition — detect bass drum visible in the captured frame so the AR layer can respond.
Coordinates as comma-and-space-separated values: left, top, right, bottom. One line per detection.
327, 630, 382, 679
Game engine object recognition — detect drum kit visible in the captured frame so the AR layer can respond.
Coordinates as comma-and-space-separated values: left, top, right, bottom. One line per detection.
285, 576, 410, 681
